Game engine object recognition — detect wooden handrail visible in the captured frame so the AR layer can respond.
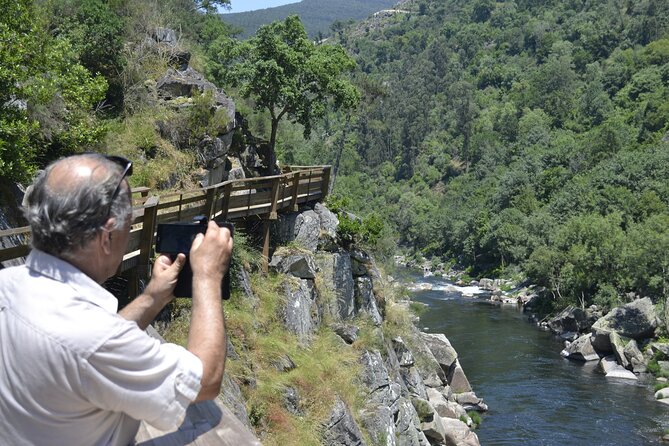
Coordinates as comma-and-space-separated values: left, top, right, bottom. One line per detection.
0, 165, 332, 285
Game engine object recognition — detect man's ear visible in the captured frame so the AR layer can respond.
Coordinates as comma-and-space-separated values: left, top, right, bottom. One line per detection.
100, 218, 116, 255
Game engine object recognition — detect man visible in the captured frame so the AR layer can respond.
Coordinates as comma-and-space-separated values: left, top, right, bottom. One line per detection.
0, 153, 232, 445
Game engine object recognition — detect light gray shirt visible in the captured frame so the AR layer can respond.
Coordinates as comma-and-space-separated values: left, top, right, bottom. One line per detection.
0, 250, 203, 446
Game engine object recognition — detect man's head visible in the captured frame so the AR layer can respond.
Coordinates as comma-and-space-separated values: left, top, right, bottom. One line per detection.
24, 154, 133, 280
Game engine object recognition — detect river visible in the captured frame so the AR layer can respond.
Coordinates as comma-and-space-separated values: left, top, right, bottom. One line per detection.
406, 272, 668, 446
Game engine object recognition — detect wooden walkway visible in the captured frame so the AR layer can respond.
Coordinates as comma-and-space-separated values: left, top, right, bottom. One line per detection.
0, 165, 332, 445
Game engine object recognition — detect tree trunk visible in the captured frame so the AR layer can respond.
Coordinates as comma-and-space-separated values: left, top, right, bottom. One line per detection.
268, 118, 279, 175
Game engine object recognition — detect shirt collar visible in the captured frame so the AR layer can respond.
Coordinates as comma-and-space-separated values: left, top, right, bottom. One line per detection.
26, 249, 119, 313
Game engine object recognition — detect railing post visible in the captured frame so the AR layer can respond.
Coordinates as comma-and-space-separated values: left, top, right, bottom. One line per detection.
290, 171, 300, 212
131, 195, 159, 298
204, 186, 217, 220
269, 177, 281, 220
220, 182, 233, 220
262, 219, 271, 274
320, 166, 331, 200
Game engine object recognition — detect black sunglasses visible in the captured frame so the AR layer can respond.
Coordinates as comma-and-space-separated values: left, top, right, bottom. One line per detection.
105, 155, 133, 219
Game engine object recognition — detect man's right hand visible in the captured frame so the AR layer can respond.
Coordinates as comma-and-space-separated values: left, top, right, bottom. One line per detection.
189, 221, 233, 290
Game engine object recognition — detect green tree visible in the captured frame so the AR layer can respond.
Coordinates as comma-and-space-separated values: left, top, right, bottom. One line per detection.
0, 0, 107, 181
207, 15, 360, 173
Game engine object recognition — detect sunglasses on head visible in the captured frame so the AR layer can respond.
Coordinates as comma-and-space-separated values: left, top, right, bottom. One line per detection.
104, 155, 133, 220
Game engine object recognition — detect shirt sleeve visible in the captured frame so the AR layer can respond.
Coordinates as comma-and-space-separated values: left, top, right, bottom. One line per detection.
80, 320, 203, 430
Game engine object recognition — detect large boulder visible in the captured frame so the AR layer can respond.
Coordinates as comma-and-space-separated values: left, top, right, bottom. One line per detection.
624, 339, 646, 373
282, 278, 319, 343
448, 359, 473, 394
426, 387, 466, 420
321, 397, 367, 446
395, 398, 430, 446
598, 355, 638, 380
355, 276, 383, 325
360, 405, 396, 446
440, 418, 480, 446
269, 251, 317, 279
419, 333, 458, 371
591, 298, 659, 353
560, 333, 600, 362
609, 332, 631, 370
315, 253, 355, 321
273, 204, 340, 252
359, 350, 400, 409
547, 305, 591, 335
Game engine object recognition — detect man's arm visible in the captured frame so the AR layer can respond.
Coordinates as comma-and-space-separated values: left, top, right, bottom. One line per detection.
187, 221, 232, 401
118, 254, 185, 330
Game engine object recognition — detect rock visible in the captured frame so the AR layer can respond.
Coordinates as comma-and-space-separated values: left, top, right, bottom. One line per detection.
599, 355, 638, 380
609, 332, 631, 370
420, 412, 448, 443
591, 297, 659, 353
426, 388, 466, 420
314, 202, 339, 251
448, 359, 473, 393
360, 405, 396, 446
479, 278, 497, 291
283, 387, 302, 416
235, 267, 259, 309
395, 398, 430, 446
411, 332, 447, 387
282, 278, 319, 343
269, 252, 317, 279
333, 323, 359, 344
420, 333, 458, 371
220, 374, 251, 428
455, 392, 488, 412
548, 305, 591, 335
392, 337, 415, 367
655, 388, 669, 400
321, 397, 367, 446
271, 354, 296, 372
400, 365, 429, 400
440, 417, 480, 446
411, 397, 435, 422
561, 334, 600, 361
350, 246, 373, 277
315, 253, 356, 321
624, 339, 646, 373
355, 276, 383, 325
359, 350, 400, 409
293, 210, 322, 251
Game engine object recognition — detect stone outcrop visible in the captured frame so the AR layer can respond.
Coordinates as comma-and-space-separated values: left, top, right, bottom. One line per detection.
591, 297, 659, 353
282, 278, 320, 344
547, 305, 591, 336
321, 397, 367, 446
561, 333, 600, 362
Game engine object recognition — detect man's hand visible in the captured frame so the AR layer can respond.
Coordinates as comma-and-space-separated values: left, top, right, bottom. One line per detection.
118, 254, 185, 328
189, 221, 233, 285
144, 254, 187, 304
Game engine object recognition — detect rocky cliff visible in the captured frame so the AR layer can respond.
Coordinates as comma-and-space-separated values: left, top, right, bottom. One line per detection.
182, 203, 487, 446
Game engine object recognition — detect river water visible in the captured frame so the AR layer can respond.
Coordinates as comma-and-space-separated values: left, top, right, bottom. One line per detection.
406, 272, 668, 446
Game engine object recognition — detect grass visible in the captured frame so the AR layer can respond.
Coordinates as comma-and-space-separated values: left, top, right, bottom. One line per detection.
468, 411, 482, 428
157, 247, 423, 445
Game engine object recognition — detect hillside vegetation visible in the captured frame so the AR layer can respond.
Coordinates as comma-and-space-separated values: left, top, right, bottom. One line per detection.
279, 0, 669, 314
221, 0, 398, 39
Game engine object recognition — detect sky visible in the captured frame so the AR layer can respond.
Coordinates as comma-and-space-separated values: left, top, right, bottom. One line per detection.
221, 0, 301, 14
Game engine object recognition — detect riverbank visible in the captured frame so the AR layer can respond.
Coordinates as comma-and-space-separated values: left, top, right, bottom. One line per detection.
402, 267, 669, 434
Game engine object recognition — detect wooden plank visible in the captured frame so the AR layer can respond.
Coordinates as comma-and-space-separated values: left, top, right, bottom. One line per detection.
0, 244, 30, 263
0, 226, 30, 238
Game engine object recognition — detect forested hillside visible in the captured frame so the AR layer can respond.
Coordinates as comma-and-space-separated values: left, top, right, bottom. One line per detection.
221, 0, 398, 38
281, 0, 669, 313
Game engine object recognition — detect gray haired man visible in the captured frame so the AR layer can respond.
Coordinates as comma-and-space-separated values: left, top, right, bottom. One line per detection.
0, 153, 232, 445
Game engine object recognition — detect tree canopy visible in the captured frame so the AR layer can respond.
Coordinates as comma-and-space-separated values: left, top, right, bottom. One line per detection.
207, 15, 360, 172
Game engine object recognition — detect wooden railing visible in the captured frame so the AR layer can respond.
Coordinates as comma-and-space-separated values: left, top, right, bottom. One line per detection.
0, 165, 332, 297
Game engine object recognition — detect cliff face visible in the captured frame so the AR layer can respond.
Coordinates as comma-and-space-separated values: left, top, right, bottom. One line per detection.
190, 203, 487, 446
